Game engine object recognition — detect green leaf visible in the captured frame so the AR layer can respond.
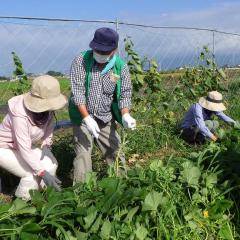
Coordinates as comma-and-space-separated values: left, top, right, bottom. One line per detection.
85, 172, 97, 189
20, 232, 39, 240
188, 221, 198, 230
21, 223, 42, 233
149, 160, 163, 172
217, 68, 226, 79
234, 121, 240, 130
142, 191, 162, 211
43, 221, 72, 240
124, 206, 139, 222
190, 88, 196, 96
120, 224, 132, 235
90, 214, 102, 233
200, 51, 205, 60
100, 220, 112, 239
209, 199, 233, 219
218, 128, 226, 139
136, 74, 144, 84
9, 198, 29, 211
76, 206, 87, 216
181, 162, 201, 186
83, 210, 97, 230
65, 231, 77, 240
206, 173, 218, 189
189, 152, 200, 159
151, 60, 158, 69
0, 203, 11, 214
30, 190, 45, 211
7, 198, 36, 215
114, 208, 128, 221
218, 223, 234, 240
206, 59, 211, 65
99, 178, 120, 194
132, 54, 141, 61
76, 232, 88, 240
135, 225, 148, 240
128, 59, 135, 66
201, 188, 208, 196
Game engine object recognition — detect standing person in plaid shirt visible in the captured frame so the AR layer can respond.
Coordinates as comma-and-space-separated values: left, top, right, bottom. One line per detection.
69, 27, 136, 183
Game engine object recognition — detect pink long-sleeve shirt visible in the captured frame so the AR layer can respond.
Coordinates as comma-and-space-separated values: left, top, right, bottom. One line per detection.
0, 94, 54, 174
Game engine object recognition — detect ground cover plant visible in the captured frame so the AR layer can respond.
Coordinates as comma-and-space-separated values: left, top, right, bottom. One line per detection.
1, 43, 240, 239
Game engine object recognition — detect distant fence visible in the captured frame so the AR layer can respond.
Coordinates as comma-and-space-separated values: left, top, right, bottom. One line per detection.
0, 16, 240, 107
1, 16, 240, 76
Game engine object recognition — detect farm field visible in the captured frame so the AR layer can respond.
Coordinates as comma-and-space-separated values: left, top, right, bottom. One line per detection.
1, 46, 240, 239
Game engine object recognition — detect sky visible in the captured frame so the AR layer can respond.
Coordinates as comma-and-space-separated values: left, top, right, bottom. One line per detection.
0, 0, 240, 76
0, 0, 240, 30
0, 0, 222, 19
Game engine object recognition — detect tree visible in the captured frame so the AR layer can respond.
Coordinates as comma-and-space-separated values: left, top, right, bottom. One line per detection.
46, 70, 63, 77
11, 52, 31, 95
11, 52, 27, 81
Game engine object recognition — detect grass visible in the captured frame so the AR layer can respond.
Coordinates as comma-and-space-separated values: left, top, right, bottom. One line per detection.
1, 71, 240, 238
0, 81, 18, 105
1, 74, 240, 161
0, 75, 240, 180
0, 74, 240, 161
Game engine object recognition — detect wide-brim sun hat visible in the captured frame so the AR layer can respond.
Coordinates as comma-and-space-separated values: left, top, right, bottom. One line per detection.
199, 91, 226, 112
23, 75, 67, 113
89, 27, 119, 52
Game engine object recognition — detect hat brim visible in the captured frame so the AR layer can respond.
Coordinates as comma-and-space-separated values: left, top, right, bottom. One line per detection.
23, 93, 67, 113
89, 40, 117, 52
199, 97, 226, 112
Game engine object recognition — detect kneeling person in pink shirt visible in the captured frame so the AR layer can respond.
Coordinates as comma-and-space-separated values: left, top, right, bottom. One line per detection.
0, 75, 67, 200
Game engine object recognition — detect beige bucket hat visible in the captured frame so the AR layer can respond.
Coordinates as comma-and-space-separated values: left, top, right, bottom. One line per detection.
199, 91, 226, 112
23, 75, 67, 113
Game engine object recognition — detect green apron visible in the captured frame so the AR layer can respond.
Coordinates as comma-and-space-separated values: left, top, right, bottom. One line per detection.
68, 50, 124, 125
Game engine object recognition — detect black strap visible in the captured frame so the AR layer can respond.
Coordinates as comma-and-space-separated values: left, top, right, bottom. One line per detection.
206, 96, 222, 103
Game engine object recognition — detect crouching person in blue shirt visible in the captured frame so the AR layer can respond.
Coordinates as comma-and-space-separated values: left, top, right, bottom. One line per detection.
180, 91, 235, 144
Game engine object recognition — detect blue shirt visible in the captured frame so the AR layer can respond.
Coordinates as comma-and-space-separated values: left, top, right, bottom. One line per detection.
181, 103, 235, 138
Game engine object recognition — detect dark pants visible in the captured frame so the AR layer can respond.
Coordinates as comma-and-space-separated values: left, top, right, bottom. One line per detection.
180, 120, 219, 144
180, 127, 206, 144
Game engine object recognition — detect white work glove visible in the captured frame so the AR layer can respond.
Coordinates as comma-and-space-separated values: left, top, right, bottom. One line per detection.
122, 113, 136, 130
83, 115, 100, 138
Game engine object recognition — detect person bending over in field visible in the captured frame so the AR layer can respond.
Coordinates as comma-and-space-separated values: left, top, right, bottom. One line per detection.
69, 27, 136, 183
0, 75, 67, 200
180, 91, 236, 144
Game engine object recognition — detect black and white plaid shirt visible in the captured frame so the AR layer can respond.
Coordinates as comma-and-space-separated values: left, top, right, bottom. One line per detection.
70, 53, 132, 123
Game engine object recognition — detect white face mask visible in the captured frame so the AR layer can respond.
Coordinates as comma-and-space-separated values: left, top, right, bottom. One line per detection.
93, 51, 111, 63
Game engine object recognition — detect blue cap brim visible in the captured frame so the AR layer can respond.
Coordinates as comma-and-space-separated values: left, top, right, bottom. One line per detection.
89, 40, 117, 52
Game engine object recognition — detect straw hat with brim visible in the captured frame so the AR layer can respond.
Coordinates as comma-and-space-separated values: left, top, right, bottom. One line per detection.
23, 75, 67, 113
199, 91, 226, 112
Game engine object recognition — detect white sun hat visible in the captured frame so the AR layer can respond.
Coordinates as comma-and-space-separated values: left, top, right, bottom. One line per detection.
199, 91, 226, 112
23, 75, 67, 113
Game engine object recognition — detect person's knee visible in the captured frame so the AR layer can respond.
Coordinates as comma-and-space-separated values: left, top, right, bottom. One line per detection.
75, 141, 92, 156
73, 157, 81, 168
73, 153, 91, 167
34, 147, 58, 175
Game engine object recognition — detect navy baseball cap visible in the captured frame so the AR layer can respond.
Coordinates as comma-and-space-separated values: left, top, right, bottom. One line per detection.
89, 27, 119, 52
